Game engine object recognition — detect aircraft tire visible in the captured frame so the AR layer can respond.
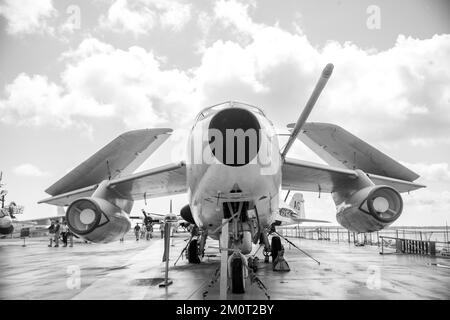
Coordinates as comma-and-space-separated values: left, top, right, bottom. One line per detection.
271, 236, 282, 263
187, 239, 200, 264
231, 257, 245, 294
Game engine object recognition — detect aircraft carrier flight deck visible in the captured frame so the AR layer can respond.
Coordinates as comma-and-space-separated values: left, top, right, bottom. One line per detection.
1, 231, 449, 300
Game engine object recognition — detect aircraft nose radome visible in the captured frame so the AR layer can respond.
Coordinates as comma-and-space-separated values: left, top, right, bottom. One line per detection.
208, 107, 261, 166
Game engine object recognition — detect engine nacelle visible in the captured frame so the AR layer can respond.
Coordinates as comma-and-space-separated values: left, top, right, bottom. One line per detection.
336, 186, 403, 233
66, 197, 131, 243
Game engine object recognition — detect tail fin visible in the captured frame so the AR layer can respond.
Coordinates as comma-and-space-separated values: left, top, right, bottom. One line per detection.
289, 193, 305, 219
277, 193, 329, 225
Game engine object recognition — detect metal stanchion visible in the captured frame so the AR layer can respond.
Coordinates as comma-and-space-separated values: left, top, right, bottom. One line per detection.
220, 219, 229, 300
159, 222, 173, 288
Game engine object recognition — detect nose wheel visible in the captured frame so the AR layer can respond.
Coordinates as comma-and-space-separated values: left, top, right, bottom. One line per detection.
229, 252, 246, 294
187, 239, 200, 264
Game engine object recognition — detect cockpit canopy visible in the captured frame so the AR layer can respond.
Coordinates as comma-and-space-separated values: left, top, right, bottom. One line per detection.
195, 101, 266, 123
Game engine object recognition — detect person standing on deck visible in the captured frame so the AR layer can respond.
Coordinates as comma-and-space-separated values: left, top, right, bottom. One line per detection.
53, 220, 60, 247
134, 223, 141, 241
61, 222, 69, 247
48, 220, 55, 247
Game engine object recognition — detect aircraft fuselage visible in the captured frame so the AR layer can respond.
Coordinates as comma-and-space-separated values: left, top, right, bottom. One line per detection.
186, 102, 282, 239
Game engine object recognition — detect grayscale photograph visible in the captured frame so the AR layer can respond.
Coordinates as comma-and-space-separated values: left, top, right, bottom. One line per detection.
0, 0, 449, 307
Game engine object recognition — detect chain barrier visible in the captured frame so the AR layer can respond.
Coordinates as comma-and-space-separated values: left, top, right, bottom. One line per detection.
202, 266, 221, 299
245, 259, 271, 300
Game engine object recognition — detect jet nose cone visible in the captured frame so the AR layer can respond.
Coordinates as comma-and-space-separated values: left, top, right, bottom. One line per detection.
208, 107, 261, 166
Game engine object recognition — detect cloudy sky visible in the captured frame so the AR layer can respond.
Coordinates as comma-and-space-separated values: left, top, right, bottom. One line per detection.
0, 0, 449, 226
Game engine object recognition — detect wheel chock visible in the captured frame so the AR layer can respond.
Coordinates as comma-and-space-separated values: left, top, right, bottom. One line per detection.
273, 249, 290, 272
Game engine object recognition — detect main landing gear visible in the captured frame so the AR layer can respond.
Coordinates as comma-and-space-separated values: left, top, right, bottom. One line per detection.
271, 235, 290, 271
186, 226, 207, 264
262, 227, 290, 272
187, 239, 200, 264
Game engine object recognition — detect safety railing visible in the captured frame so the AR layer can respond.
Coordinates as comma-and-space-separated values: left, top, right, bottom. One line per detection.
379, 236, 437, 256
277, 226, 450, 258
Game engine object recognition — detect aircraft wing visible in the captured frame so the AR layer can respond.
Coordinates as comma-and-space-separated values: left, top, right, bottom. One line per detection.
282, 158, 424, 193
106, 161, 187, 200
290, 122, 420, 181
38, 185, 98, 206
365, 173, 425, 193
40, 162, 187, 205
45, 128, 172, 196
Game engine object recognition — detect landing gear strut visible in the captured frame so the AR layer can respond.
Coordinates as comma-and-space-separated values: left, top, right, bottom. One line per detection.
260, 228, 271, 263
186, 226, 205, 264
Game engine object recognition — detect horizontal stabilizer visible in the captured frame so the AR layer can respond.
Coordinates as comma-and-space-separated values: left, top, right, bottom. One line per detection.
289, 122, 419, 182
45, 128, 172, 196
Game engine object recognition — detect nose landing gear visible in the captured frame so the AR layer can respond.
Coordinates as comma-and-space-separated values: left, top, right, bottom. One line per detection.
228, 252, 247, 294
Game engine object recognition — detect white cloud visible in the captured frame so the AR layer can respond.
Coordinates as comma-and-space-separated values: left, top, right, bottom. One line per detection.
99, 0, 156, 36
407, 190, 450, 206
13, 164, 49, 177
197, 11, 213, 36
196, 0, 450, 147
0, 73, 68, 127
0, 73, 112, 129
1, 1, 449, 150
61, 38, 199, 127
0, 0, 56, 35
0, 38, 201, 129
214, 0, 256, 35
403, 162, 450, 183
159, 1, 191, 31
99, 0, 191, 36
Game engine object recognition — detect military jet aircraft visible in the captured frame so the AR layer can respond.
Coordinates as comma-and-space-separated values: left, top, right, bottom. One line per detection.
130, 201, 190, 231
276, 192, 329, 226
0, 204, 65, 237
39, 64, 424, 293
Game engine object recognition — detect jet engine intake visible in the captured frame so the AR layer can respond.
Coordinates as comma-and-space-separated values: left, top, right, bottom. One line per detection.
336, 186, 403, 233
66, 197, 131, 243
208, 107, 261, 166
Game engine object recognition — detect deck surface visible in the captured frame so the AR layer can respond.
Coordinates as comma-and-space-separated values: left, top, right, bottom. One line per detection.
1, 233, 449, 300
